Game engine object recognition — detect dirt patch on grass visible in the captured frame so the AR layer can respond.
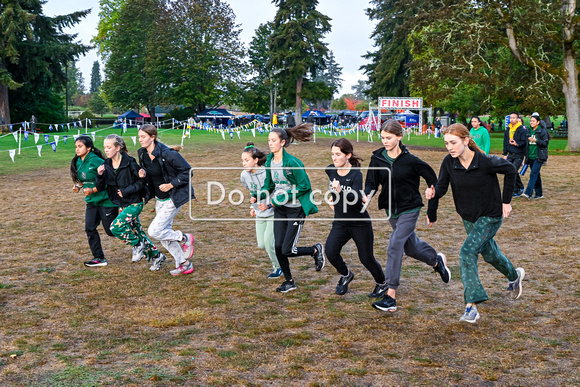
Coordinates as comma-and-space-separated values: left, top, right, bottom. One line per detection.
0, 137, 579, 385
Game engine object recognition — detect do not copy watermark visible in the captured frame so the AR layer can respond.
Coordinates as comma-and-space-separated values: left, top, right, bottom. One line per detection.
188, 167, 392, 222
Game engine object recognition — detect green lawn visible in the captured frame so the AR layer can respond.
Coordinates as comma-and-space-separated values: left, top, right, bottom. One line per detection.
0, 126, 573, 176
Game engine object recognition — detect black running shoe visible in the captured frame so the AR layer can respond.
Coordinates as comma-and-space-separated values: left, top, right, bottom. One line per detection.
312, 243, 325, 271
367, 283, 387, 298
276, 280, 297, 293
335, 270, 354, 295
433, 253, 451, 283
84, 258, 107, 267
372, 295, 397, 312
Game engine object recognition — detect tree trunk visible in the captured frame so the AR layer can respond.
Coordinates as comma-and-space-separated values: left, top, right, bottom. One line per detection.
562, 51, 580, 151
295, 76, 303, 125
0, 82, 10, 126
561, 0, 579, 151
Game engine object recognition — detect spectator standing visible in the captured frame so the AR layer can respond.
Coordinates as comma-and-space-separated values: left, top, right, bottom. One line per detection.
30, 115, 37, 132
469, 116, 491, 155
502, 112, 528, 196
522, 113, 549, 199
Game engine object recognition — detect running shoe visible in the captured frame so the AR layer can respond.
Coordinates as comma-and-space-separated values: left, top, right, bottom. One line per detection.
459, 305, 480, 323
181, 233, 194, 260
367, 283, 388, 298
149, 252, 166, 271
372, 295, 397, 312
276, 280, 297, 293
170, 261, 194, 276
433, 253, 451, 283
312, 242, 325, 271
84, 258, 107, 267
506, 267, 525, 299
267, 268, 283, 279
335, 270, 354, 295
132, 242, 146, 262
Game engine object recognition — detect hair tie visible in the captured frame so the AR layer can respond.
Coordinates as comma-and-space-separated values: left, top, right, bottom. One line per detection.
244, 145, 254, 149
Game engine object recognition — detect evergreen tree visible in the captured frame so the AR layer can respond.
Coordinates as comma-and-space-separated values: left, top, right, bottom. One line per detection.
1, 1, 90, 124
312, 50, 343, 108
90, 61, 101, 93
66, 61, 85, 106
268, 0, 331, 124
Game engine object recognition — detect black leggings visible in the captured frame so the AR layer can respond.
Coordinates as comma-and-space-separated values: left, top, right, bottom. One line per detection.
274, 206, 315, 281
85, 203, 118, 259
325, 222, 385, 284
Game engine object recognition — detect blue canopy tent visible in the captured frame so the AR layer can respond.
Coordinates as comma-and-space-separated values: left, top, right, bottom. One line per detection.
196, 108, 235, 127
302, 110, 331, 125
118, 110, 143, 120
115, 110, 143, 128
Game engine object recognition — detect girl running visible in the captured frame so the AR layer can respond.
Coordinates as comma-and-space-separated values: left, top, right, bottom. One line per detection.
137, 124, 195, 276
70, 135, 118, 267
426, 123, 525, 323
96, 134, 166, 270
240, 142, 281, 279
254, 124, 325, 293
364, 119, 450, 312
324, 138, 385, 295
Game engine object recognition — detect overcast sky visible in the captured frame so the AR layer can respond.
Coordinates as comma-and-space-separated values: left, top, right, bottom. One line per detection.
43, 0, 377, 98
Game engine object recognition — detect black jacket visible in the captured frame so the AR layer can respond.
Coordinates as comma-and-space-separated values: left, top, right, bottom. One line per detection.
138, 142, 194, 208
433, 149, 516, 222
527, 121, 550, 164
503, 123, 529, 156
364, 144, 438, 222
96, 153, 146, 207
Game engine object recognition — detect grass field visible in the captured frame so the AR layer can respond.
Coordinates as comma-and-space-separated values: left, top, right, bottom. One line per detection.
0, 129, 579, 385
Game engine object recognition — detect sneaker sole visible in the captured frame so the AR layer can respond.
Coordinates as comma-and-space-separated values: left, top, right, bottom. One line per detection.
439, 253, 451, 284
460, 314, 480, 323
84, 262, 107, 267
514, 268, 525, 300
315, 243, 325, 271
182, 233, 194, 260
268, 274, 283, 279
277, 287, 297, 293
372, 303, 397, 312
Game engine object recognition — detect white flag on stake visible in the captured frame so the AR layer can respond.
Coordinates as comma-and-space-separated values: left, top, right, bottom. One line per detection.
37, 145, 42, 157
73, 135, 79, 141
251, 128, 256, 137
34, 133, 39, 144
54, 135, 60, 146
220, 130, 225, 140
9, 149, 15, 162
12, 132, 18, 142
131, 136, 136, 146
91, 132, 96, 141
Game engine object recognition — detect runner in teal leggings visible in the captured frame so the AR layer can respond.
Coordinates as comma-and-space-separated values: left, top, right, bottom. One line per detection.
426, 123, 526, 323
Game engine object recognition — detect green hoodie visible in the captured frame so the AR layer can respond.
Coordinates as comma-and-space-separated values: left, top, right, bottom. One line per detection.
76, 152, 115, 207
259, 149, 318, 216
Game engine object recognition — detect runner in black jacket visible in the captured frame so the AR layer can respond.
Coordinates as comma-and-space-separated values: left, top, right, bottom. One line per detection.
426, 123, 525, 323
96, 134, 166, 270
364, 119, 450, 312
